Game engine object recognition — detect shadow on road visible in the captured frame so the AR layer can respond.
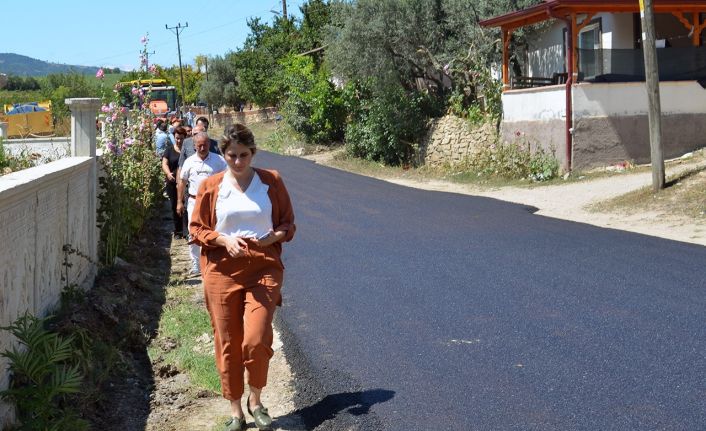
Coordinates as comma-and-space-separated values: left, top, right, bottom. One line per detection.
278, 388, 395, 430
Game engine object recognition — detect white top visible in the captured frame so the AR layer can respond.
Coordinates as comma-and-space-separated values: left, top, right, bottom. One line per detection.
180, 152, 227, 196
215, 172, 273, 239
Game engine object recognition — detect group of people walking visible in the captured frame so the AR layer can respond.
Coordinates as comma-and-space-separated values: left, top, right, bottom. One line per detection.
157, 117, 295, 431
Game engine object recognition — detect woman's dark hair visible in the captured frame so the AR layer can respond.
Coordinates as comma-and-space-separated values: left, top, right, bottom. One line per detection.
173, 126, 187, 137
156, 120, 168, 132
219, 123, 256, 154
196, 116, 209, 128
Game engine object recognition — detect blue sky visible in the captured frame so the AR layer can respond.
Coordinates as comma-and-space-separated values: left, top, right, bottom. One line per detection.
3, 0, 307, 71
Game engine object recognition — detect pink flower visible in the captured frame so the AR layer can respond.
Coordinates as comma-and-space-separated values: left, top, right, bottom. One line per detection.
149, 64, 157, 75
96, 68, 105, 79
120, 107, 127, 113
131, 87, 140, 95
107, 142, 116, 153
124, 138, 134, 147
141, 35, 148, 45
101, 105, 111, 113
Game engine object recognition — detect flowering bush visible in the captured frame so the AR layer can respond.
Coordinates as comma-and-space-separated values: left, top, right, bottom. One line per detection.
96, 35, 163, 265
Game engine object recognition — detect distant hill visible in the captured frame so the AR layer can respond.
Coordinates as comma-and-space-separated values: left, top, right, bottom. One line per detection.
0, 53, 101, 77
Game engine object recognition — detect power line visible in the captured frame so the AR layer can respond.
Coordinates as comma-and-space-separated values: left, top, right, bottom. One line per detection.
84, 8, 280, 67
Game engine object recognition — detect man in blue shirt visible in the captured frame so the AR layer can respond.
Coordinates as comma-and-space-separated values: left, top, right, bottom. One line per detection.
154, 120, 170, 157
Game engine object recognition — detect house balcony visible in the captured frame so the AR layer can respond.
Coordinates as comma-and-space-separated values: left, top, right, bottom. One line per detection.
510, 47, 706, 90
578, 46, 706, 82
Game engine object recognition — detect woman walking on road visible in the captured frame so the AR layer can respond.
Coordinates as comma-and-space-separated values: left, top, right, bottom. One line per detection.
189, 123, 296, 431
162, 126, 187, 238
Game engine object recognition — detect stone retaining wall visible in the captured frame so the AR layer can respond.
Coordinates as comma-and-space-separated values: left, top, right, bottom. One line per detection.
213, 108, 279, 129
419, 115, 497, 167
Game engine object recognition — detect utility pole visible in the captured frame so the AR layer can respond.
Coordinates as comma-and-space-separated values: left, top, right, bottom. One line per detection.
204, 57, 209, 81
282, 0, 287, 19
639, 0, 665, 191
144, 50, 155, 69
166, 22, 188, 114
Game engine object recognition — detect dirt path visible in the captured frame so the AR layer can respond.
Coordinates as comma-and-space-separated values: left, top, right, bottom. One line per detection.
145, 235, 303, 431
306, 151, 706, 247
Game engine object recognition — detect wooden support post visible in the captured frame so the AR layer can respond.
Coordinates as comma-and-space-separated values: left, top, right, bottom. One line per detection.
672, 11, 706, 46
693, 12, 700, 45
640, 0, 665, 191
693, 11, 706, 46
502, 28, 510, 90
571, 14, 579, 80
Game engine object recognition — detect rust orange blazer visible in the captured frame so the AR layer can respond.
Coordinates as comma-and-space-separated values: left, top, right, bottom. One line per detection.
189, 168, 296, 299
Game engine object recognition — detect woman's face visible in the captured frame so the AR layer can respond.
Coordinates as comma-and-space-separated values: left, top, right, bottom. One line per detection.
224, 142, 254, 175
175, 133, 186, 146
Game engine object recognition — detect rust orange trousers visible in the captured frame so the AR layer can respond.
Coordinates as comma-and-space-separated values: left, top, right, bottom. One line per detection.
202, 242, 283, 400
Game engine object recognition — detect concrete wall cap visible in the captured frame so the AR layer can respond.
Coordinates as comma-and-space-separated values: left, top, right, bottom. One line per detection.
65, 98, 102, 110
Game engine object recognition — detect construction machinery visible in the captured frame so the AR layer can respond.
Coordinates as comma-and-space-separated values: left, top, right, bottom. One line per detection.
118, 79, 179, 118
0, 101, 53, 138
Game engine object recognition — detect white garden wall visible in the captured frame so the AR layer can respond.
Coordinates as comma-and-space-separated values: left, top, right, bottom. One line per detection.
0, 98, 100, 427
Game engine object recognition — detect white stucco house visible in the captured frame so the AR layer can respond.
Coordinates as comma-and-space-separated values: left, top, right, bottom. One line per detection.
480, 0, 706, 170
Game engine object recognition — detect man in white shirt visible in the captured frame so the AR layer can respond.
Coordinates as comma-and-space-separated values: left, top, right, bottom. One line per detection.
177, 132, 226, 276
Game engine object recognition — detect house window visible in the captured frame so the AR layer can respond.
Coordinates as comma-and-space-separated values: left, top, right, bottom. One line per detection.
578, 19, 603, 78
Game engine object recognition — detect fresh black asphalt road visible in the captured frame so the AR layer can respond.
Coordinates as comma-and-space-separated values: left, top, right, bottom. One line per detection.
256, 151, 706, 431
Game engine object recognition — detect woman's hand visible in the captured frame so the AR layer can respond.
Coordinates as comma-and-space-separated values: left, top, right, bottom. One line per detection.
166, 172, 176, 183
222, 235, 249, 258
252, 230, 285, 247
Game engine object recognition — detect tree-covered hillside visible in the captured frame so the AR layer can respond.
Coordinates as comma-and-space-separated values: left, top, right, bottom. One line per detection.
0, 53, 106, 76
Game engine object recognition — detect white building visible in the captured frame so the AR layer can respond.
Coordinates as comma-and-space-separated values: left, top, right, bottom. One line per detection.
481, 0, 706, 170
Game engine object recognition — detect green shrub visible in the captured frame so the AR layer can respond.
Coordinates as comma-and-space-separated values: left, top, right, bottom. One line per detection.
280, 55, 346, 145
343, 81, 433, 166
0, 313, 88, 431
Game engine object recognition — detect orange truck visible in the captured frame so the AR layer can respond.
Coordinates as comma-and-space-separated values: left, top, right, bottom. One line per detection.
119, 79, 179, 119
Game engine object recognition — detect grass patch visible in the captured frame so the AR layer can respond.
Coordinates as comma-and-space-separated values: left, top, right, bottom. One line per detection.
207, 120, 280, 152
590, 164, 706, 219
210, 416, 233, 431
260, 121, 308, 154
324, 151, 567, 188
148, 282, 221, 393
248, 121, 281, 148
